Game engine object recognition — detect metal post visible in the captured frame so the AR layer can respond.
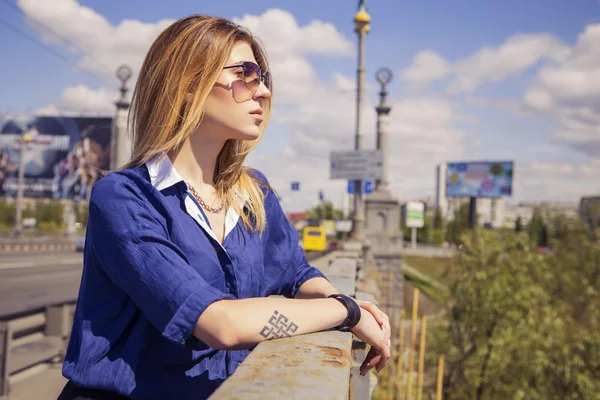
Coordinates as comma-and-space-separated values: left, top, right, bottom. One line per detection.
469, 197, 477, 229
13, 135, 30, 238
0, 322, 9, 397
350, 1, 370, 242
375, 68, 392, 192
111, 65, 133, 171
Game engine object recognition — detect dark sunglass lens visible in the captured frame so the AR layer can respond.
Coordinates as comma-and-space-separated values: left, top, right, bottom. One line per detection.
243, 62, 261, 90
264, 71, 272, 90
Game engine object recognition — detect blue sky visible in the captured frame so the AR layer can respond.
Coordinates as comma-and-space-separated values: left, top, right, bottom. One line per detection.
1, 0, 596, 110
1, 0, 599, 211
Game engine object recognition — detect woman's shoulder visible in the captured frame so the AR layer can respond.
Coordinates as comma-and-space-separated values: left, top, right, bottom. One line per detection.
246, 168, 269, 187
245, 168, 276, 199
90, 165, 155, 204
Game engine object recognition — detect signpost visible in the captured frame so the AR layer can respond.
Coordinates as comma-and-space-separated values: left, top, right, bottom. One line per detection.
405, 201, 425, 249
330, 150, 383, 240
330, 149, 383, 181
347, 180, 374, 195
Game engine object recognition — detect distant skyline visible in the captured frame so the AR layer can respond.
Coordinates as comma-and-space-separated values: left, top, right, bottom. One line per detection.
0, 0, 599, 212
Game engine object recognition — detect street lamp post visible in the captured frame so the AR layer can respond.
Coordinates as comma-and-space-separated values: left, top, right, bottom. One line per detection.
375, 67, 392, 193
110, 65, 133, 171
349, 0, 371, 242
13, 133, 31, 238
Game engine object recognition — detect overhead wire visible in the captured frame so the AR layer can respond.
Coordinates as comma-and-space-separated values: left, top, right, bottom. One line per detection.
0, 0, 117, 88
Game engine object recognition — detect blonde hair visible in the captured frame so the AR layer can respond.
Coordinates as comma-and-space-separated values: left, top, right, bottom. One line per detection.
122, 15, 272, 233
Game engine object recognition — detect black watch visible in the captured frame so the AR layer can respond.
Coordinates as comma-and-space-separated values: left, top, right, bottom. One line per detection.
328, 294, 361, 332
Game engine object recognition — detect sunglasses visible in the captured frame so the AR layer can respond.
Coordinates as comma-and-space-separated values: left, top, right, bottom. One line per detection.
223, 61, 272, 93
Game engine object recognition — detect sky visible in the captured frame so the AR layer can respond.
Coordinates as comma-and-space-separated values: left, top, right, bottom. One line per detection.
0, 0, 599, 213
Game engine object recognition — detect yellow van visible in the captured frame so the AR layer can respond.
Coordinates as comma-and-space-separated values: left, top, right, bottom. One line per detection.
302, 226, 327, 252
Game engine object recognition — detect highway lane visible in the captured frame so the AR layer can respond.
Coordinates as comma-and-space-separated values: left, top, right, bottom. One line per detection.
0, 251, 83, 318
0, 248, 329, 318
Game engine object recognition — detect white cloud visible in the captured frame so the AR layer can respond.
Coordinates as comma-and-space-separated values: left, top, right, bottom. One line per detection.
400, 23, 600, 204
515, 159, 600, 202
401, 33, 569, 93
18, 0, 174, 85
19, 1, 472, 212
524, 23, 600, 157
400, 50, 449, 84
232, 9, 354, 58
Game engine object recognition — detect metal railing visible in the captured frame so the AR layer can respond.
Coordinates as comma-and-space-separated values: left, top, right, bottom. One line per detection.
0, 302, 75, 398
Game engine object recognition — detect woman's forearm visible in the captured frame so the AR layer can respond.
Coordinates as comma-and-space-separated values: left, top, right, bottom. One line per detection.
194, 297, 347, 350
294, 277, 339, 299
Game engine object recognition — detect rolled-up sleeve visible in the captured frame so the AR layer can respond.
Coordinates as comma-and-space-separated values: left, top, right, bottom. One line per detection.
87, 175, 233, 347
254, 171, 328, 298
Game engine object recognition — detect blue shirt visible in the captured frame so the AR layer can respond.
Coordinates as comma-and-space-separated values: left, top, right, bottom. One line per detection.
62, 155, 327, 399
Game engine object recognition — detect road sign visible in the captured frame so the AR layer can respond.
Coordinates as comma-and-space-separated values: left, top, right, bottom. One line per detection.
319, 190, 324, 201
291, 182, 300, 191
347, 180, 374, 194
364, 180, 373, 194
330, 150, 383, 181
405, 201, 425, 228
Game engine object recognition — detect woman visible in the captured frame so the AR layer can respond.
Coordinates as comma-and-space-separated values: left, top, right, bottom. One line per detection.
59, 14, 390, 400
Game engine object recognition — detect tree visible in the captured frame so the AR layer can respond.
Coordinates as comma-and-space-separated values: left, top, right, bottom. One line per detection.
426, 223, 600, 399
433, 207, 444, 229
445, 202, 471, 245
527, 207, 545, 246
305, 201, 343, 221
514, 216, 523, 232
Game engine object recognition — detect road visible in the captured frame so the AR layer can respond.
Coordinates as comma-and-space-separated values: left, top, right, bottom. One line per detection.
0, 251, 83, 318
0, 248, 330, 319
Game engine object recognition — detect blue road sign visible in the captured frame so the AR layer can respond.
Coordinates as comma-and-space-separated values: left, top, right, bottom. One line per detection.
291, 182, 300, 191
347, 180, 354, 194
319, 190, 324, 201
347, 180, 374, 194
364, 180, 374, 194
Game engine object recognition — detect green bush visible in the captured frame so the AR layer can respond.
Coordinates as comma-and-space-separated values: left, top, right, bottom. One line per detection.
0, 202, 16, 225
37, 221, 62, 231
430, 228, 445, 246
35, 202, 64, 226
77, 203, 89, 228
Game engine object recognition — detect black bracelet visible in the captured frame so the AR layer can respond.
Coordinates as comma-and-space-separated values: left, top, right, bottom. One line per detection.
328, 294, 361, 332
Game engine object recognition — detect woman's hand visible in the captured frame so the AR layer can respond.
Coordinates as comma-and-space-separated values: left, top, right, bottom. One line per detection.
356, 300, 391, 349
350, 308, 391, 375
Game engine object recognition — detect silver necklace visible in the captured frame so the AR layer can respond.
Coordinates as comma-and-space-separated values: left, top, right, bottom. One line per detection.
186, 182, 224, 214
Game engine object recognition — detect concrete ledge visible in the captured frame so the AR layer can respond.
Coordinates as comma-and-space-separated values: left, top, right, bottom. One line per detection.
209, 331, 353, 400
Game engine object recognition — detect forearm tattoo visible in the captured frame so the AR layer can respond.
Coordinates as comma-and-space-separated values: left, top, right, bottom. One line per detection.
259, 310, 299, 339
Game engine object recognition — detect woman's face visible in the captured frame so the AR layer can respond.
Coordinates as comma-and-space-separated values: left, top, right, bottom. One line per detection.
200, 41, 271, 142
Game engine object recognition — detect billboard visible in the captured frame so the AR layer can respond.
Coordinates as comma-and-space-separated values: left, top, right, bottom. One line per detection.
446, 161, 513, 198
0, 115, 113, 199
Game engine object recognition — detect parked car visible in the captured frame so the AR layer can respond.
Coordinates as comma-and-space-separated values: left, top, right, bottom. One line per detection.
75, 236, 85, 252
328, 241, 344, 250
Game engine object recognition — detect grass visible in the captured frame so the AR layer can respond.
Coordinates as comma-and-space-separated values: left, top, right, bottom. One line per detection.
404, 255, 452, 285
403, 268, 447, 305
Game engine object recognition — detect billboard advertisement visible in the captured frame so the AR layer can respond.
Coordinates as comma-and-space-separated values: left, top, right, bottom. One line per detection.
446, 161, 513, 198
0, 115, 113, 199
